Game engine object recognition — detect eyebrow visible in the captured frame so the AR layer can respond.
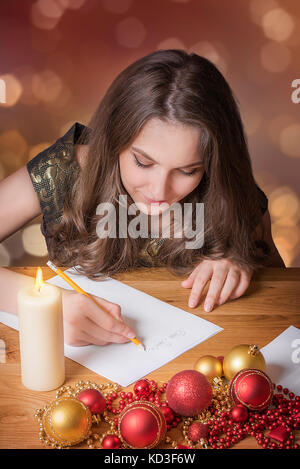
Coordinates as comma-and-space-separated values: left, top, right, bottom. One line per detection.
131, 146, 203, 169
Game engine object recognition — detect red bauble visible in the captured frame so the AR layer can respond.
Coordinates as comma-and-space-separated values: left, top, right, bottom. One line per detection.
188, 422, 209, 442
166, 370, 212, 417
268, 424, 290, 443
134, 379, 152, 398
230, 404, 249, 423
119, 401, 166, 449
229, 368, 273, 411
102, 434, 121, 449
161, 406, 175, 424
77, 389, 106, 415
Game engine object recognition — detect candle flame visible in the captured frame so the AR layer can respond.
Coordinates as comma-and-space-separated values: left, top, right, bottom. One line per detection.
35, 267, 44, 292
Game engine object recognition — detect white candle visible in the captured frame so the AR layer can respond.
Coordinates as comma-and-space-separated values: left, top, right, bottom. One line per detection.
17, 268, 65, 391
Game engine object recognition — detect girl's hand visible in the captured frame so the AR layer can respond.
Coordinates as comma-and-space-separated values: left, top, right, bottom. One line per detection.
61, 289, 136, 346
181, 259, 253, 312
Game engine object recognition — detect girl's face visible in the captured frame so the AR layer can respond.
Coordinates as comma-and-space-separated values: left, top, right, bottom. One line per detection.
119, 118, 204, 216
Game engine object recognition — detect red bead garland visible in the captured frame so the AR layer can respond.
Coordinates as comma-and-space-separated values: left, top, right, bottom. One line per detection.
104, 380, 299, 449
204, 384, 300, 449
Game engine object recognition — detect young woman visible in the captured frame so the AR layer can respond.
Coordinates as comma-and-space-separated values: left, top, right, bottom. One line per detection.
0, 49, 284, 347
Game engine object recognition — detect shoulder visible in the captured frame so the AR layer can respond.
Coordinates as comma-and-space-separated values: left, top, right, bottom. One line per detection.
26, 122, 90, 223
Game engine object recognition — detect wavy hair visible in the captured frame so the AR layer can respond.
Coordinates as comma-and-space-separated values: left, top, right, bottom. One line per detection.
46, 49, 268, 280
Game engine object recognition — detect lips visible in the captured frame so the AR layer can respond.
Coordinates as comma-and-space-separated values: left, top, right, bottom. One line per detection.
144, 195, 166, 204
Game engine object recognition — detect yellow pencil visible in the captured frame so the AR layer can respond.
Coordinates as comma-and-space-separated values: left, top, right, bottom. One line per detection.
46, 261, 145, 351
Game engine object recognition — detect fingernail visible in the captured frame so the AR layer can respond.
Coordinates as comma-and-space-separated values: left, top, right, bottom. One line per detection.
189, 299, 196, 307
127, 331, 136, 338
204, 303, 212, 312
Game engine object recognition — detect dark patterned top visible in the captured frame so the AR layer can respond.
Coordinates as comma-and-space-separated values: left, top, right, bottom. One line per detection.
26, 122, 269, 267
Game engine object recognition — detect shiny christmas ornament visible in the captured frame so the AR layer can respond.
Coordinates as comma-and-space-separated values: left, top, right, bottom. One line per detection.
161, 405, 175, 424
119, 401, 167, 449
42, 397, 92, 447
188, 421, 209, 442
102, 434, 121, 449
268, 424, 290, 443
194, 355, 223, 381
223, 344, 266, 381
166, 370, 212, 417
133, 379, 152, 398
230, 368, 273, 411
229, 404, 248, 423
77, 388, 106, 415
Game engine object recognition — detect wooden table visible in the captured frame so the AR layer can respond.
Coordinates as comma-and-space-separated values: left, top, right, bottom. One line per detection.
0, 266, 299, 449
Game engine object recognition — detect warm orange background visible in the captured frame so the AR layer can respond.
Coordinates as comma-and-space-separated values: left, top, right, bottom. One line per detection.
0, 0, 299, 267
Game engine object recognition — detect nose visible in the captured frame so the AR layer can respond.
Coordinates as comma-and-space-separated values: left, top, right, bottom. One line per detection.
150, 171, 169, 202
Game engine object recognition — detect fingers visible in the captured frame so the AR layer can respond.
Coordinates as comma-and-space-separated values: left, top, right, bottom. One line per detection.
203, 268, 228, 312
81, 294, 136, 339
188, 265, 213, 308
217, 269, 241, 305
80, 316, 131, 346
181, 265, 200, 288
228, 271, 251, 300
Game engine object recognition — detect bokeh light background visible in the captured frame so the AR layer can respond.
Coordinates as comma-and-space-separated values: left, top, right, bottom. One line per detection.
0, 0, 299, 267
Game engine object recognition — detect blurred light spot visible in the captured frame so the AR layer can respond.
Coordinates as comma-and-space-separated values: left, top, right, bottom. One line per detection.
0, 78, 6, 103
22, 224, 48, 257
269, 186, 300, 221
0, 131, 28, 170
273, 240, 295, 267
115, 17, 146, 48
32, 70, 63, 102
0, 244, 10, 266
35, 0, 64, 18
279, 124, 300, 158
15, 66, 40, 106
272, 225, 300, 250
262, 8, 295, 42
101, 0, 133, 14
0, 162, 5, 181
243, 109, 262, 136
249, 0, 278, 26
28, 143, 52, 162
0, 74, 22, 107
31, 2, 61, 29
260, 42, 291, 73
268, 114, 295, 145
50, 85, 73, 112
157, 37, 186, 50
189, 41, 228, 75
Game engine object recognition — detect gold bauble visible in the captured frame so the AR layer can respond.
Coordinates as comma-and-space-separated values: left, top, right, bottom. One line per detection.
194, 355, 223, 381
223, 344, 266, 381
42, 397, 92, 447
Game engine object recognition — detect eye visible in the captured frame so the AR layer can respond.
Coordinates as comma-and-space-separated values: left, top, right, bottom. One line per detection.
132, 153, 199, 176
133, 153, 150, 168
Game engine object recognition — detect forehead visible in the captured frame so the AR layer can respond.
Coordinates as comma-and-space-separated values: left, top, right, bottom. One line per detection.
132, 118, 201, 159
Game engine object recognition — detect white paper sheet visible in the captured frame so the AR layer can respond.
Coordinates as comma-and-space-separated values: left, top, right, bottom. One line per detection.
261, 325, 300, 394
0, 267, 223, 386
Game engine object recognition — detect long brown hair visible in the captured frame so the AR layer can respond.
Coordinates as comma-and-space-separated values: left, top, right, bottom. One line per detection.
46, 49, 267, 280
